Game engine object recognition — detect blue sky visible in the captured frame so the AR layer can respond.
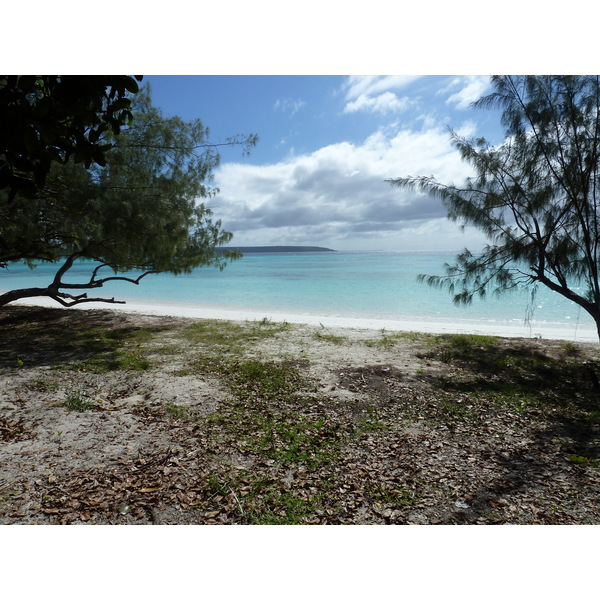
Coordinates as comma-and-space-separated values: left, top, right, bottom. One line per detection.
11, 3, 592, 253
145, 75, 504, 252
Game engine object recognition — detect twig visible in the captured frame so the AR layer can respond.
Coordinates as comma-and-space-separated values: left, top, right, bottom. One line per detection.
228, 485, 245, 516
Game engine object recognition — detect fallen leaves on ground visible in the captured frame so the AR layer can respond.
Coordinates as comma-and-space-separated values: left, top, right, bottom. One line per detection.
1, 306, 599, 525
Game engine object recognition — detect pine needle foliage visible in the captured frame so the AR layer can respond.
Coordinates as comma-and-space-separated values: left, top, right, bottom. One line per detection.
0, 85, 257, 307
388, 75, 600, 340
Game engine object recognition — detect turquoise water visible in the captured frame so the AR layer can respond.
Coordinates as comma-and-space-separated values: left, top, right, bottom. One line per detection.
0, 251, 594, 329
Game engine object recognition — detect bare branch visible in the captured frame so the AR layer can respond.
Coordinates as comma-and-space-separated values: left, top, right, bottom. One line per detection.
48, 292, 126, 307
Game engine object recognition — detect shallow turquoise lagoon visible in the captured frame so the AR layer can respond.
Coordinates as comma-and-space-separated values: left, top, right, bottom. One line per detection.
1, 251, 594, 331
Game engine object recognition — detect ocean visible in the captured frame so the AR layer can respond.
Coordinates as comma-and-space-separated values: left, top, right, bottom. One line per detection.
1, 251, 596, 340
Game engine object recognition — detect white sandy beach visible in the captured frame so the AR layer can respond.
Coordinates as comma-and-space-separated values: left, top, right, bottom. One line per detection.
10, 296, 599, 343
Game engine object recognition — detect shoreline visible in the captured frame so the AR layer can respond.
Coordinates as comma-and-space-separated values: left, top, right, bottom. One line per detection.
9, 297, 598, 343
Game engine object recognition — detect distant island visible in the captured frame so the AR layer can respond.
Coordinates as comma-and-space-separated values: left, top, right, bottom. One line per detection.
218, 246, 336, 253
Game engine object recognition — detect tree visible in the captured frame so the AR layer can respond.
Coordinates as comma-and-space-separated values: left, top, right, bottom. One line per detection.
0, 85, 258, 307
388, 75, 600, 341
0, 75, 143, 199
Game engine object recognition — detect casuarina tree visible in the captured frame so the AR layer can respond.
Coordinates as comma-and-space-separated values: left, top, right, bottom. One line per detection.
388, 75, 600, 341
0, 75, 143, 199
0, 84, 257, 307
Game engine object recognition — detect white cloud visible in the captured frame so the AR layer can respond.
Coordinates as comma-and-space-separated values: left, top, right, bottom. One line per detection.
343, 91, 414, 115
344, 75, 423, 100
341, 75, 422, 116
213, 123, 481, 251
455, 119, 478, 138
274, 97, 306, 115
445, 75, 491, 109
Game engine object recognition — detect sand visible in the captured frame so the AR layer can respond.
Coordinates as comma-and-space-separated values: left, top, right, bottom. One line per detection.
1, 301, 599, 526
10, 296, 599, 342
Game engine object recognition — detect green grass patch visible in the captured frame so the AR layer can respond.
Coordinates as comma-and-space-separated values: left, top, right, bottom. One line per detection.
0, 308, 165, 372
212, 410, 342, 469
433, 333, 500, 362
487, 388, 539, 411
193, 358, 308, 403
163, 402, 191, 420
354, 407, 390, 433
364, 337, 398, 350
27, 377, 60, 393
440, 398, 477, 420
194, 356, 344, 470
426, 333, 598, 403
371, 485, 416, 507
243, 479, 329, 525
586, 411, 600, 424
73, 326, 155, 355
115, 348, 152, 371
180, 319, 292, 355
566, 455, 598, 467
232, 360, 303, 401
313, 332, 347, 345
269, 419, 341, 468
68, 347, 152, 373
365, 330, 431, 349
62, 388, 96, 412
248, 490, 318, 524
560, 342, 581, 357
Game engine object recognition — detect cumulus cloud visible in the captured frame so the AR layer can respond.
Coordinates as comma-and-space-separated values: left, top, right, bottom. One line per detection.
213, 124, 479, 251
343, 75, 424, 100
343, 91, 414, 115
341, 76, 423, 116
445, 75, 491, 109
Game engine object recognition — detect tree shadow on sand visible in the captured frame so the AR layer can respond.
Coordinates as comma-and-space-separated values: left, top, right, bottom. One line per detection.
420, 335, 600, 522
0, 305, 170, 370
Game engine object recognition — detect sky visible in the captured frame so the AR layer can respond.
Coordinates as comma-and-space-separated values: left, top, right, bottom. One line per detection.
9, 2, 594, 254
145, 75, 506, 252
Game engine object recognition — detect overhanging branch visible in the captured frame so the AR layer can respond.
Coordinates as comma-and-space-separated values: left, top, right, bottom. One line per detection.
0, 255, 156, 308
0, 287, 126, 308
57, 264, 158, 290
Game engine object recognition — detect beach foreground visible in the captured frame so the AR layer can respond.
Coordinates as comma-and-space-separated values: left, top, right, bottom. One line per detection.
1, 305, 599, 524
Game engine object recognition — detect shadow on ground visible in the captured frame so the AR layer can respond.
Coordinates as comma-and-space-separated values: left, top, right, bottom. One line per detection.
0, 305, 168, 370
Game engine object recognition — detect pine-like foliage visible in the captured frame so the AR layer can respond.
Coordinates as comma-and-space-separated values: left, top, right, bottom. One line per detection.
388, 75, 600, 338
0, 86, 257, 307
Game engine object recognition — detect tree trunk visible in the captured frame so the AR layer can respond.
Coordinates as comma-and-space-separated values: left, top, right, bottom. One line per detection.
587, 313, 600, 392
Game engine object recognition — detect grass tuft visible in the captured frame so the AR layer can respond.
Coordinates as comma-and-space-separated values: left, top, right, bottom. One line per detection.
313, 332, 347, 345
62, 388, 96, 412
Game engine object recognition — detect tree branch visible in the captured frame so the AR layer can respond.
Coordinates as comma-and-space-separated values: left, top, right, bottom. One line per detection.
0, 287, 125, 308
0, 256, 155, 308
48, 291, 126, 307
